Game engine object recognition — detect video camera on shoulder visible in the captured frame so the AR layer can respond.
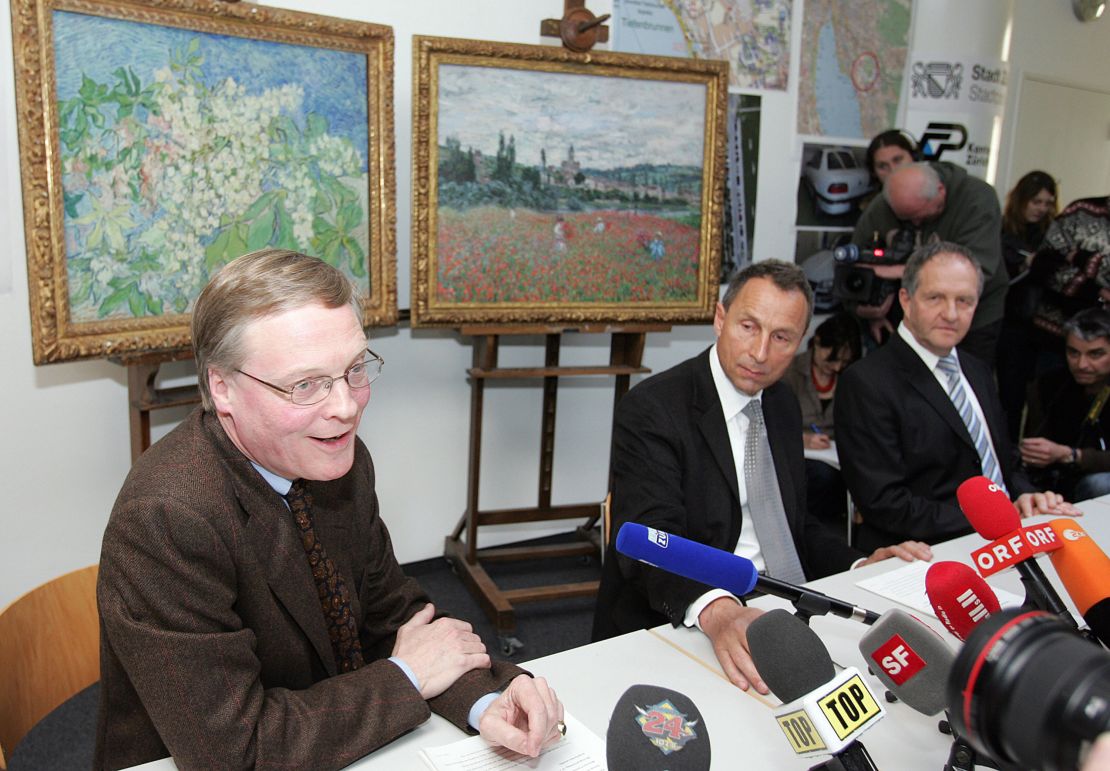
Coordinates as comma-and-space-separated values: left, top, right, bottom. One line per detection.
832, 228, 915, 306
833, 228, 916, 266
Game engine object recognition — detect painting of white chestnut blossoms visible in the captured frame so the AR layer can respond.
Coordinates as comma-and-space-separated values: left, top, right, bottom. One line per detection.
53, 11, 370, 321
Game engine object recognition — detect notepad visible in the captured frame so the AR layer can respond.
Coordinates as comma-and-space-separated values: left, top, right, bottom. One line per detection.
420, 713, 605, 770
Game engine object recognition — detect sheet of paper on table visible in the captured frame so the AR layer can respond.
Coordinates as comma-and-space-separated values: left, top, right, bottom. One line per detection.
420, 713, 605, 770
855, 559, 1024, 619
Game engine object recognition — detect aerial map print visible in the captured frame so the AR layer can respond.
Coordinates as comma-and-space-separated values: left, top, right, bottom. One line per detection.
796, 0, 912, 138
612, 0, 792, 90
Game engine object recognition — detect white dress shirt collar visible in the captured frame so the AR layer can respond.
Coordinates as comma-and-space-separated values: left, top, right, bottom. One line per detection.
708, 342, 760, 418
897, 321, 960, 372
251, 461, 293, 497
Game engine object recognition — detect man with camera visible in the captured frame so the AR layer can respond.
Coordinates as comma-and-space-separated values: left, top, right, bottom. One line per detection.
835, 242, 1076, 551
845, 162, 1007, 364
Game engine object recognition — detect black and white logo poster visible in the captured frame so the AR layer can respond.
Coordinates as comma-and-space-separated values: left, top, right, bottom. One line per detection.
903, 53, 1007, 179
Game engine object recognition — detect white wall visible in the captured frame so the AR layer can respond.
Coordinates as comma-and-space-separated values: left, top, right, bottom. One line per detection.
2, 0, 1108, 610
1000, 0, 1110, 199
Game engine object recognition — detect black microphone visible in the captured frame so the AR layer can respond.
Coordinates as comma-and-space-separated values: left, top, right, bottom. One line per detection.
606, 684, 710, 770
748, 609, 883, 770
616, 522, 879, 624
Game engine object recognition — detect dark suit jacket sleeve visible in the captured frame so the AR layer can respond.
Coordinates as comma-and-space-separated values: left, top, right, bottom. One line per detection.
343, 474, 522, 732
99, 496, 430, 770
835, 364, 970, 541
610, 382, 728, 626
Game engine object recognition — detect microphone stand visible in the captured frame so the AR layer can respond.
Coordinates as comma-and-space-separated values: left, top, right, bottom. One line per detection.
785, 588, 879, 626
1016, 559, 1076, 628
869, 688, 999, 770
1015, 560, 1106, 644
938, 714, 999, 771
810, 741, 879, 771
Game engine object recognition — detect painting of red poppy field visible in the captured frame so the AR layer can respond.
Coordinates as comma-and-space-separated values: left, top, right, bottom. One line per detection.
411, 38, 728, 325
436, 207, 700, 304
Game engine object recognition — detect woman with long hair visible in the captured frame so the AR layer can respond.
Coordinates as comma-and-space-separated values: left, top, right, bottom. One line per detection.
998, 171, 1058, 441
1002, 170, 1058, 276
865, 129, 919, 188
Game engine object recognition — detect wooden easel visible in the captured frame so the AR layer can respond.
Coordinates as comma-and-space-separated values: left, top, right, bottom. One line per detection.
114, 351, 200, 463
444, 324, 666, 654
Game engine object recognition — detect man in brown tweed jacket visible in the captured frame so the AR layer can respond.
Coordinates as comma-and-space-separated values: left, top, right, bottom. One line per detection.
95, 249, 564, 770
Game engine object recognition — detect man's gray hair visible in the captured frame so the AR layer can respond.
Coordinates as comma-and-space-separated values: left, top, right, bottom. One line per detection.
901, 241, 984, 297
883, 161, 942, 207
1062, 307, 1110, 343
721, 259, 814, 328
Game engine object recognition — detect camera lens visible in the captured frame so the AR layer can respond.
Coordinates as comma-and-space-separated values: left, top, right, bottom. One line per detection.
833, 244, 860, 263
947, 609, 1110, 771
845, 271, 867, 293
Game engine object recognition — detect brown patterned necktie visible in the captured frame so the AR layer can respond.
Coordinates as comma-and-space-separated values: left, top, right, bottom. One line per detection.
286, 480, 364, 673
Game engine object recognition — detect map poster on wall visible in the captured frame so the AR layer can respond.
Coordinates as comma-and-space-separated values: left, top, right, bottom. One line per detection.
903, 53, 1008, 179
611, 0, 792, 90
796, 0, 912, 139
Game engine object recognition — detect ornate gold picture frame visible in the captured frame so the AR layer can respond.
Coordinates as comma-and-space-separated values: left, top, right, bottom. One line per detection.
11, 0, 396, 364
411, 36, 728, 327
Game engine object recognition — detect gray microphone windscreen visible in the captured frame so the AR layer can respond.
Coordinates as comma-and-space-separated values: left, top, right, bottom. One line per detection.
858, 608, 954, 716
747, 608, 835, 703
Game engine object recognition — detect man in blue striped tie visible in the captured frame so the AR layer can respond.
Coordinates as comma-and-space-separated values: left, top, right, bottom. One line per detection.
836, 241, 1079, 552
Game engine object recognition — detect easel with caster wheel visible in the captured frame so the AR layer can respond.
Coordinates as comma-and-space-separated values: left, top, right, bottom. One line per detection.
443, 324, 664, 655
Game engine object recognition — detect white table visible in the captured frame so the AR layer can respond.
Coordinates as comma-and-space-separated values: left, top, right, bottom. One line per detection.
129, 498, 1110, 769
650, 503, 1110, 768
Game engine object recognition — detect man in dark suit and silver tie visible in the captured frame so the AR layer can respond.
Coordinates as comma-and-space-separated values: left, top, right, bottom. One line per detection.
593, 261, 930, 694
836, 241, 1078, 554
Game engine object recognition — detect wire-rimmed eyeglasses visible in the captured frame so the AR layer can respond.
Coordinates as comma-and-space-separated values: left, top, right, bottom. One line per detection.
237, 348, 384, 406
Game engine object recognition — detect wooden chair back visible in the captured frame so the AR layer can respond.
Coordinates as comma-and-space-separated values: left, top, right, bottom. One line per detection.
0, 565, 100, 768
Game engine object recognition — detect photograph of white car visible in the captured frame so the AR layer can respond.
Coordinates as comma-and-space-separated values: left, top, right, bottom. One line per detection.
800, 145, 873, 217
795, 229, 854, 313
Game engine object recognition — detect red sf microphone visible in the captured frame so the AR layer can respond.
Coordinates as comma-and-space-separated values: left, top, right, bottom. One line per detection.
925, 561, 1001, 641
1046, 519, 1110, 647
858, 608, 954, 715
956, 476, 1077, 627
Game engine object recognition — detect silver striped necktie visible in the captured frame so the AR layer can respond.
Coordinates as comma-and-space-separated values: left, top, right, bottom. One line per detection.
936, 354, 1008, 494
741, 399, 807, 585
